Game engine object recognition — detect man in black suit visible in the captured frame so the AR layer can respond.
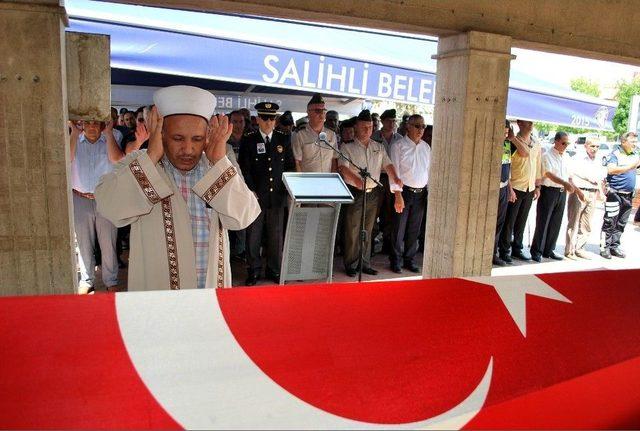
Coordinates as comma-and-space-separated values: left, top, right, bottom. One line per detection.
238, 102, 295, 285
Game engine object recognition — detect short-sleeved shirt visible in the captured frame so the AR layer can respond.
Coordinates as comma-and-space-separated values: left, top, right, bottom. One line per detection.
569, 154, 606, 190
71, 132, 122, 193
339, 138, 392, 190
541, 147, 569, 188
510, 135, 542, 192
605, 148, 639, 192
291, 125, 337, 172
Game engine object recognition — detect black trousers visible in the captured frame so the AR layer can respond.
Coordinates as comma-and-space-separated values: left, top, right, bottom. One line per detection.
499, 188, 534, 256
530, 186, 566, 257
494, 185, 509, 257
375, 174, 394, 251
601, 190, 633, 252
246, 207, 284, 275
390, 187, 427, 266
343, 187, 380, 270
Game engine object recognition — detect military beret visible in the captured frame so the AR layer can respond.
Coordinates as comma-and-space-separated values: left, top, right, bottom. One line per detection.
307, 93, 325, 106
380, 109, 396, 120
357, 109, 372, 122
255, 101, 279, 116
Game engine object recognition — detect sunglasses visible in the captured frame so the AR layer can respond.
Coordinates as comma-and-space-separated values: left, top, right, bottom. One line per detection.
258, 115, 276, 121
560, 141, 569, 146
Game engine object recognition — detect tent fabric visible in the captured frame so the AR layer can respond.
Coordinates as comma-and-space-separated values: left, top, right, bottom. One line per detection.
66, 1, 617, 130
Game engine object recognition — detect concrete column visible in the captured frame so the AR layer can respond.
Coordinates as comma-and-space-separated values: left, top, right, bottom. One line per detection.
423, 31, 513, 278
0, 2, 76, 295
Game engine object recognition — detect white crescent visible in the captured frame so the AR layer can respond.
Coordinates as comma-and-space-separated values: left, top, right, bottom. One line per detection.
116, 289, 492, 429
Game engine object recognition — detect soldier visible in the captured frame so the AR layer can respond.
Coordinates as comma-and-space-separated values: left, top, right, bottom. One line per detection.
238, 102, 296, 285
291, 93, 338, 173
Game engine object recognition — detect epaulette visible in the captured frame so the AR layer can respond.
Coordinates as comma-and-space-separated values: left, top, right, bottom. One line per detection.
245, 130, 257, 136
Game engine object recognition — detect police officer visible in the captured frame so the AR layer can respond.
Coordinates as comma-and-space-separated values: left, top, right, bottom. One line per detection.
600, 131, 640, 259
238, 102, 296, 285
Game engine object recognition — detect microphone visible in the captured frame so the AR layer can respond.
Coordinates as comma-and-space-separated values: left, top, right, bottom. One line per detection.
318, 131, 328, 142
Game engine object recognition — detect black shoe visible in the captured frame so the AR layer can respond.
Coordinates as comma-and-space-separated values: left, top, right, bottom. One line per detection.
362, 267, 378, 276
345, 268, 357, 277
610, 248, 626, 258
500, 254, 513, 264
390, 264, 402, 274
511, 251, 531, 261
543, 252, 564, 261
531, 254, 542, 262
266, 271, 281, 284
245, 273, 258, 286
492, 256, 506, 266
600, 250, 612, 259
403, 262, 420, 273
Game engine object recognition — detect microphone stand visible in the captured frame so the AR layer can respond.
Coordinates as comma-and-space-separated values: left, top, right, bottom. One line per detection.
317, 138, 382, 282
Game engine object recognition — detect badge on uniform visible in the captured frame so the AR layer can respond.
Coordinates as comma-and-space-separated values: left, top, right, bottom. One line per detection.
257, 142, 266, 154
276, 145, 283, 153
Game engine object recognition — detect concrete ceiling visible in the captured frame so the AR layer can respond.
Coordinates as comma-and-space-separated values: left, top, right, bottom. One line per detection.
104, 0, 640, 66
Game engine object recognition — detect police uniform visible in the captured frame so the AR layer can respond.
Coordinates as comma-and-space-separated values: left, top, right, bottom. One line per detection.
238, 102, 295, 284
600, 145, 639, 258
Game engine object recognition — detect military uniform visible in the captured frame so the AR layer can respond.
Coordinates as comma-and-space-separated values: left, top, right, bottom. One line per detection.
291, 124, 338, 173
238, 102, 295, 284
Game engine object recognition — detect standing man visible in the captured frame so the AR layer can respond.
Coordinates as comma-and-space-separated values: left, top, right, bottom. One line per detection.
498, 119, 542, 262
70, 119, 124, 293
371, 113, 381, 133
291, 93, 338, 173
493, 120, 517, 266
339, 110, 402, 276
96, 85, 260, 291
239, 102, 295, 285
372, 109, 402, 153
530, 132, 583, 262
325, 110, 340, 134
227, 110, 245, 158
388, 114, 430, 273
565, 140, 607, 259
600, 131, 640, 259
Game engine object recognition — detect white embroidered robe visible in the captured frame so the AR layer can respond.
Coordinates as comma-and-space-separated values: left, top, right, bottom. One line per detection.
95, 151, 260, 290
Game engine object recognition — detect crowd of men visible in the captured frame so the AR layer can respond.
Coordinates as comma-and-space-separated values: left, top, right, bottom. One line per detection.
494, 120, 640, 266
68, 87, 639, 293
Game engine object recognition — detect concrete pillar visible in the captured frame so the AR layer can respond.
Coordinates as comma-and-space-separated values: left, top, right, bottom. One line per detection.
423, 31, 513, 278
0, 2, 76, 295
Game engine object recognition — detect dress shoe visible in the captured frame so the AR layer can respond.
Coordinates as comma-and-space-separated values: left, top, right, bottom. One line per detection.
500, 254, 513, 264
575, 250, 591, 259
266, 271, 281, 284
543, 252, 564, 261
492, 256, 506, 266
511, 251, 531, 261
610, 248, 626, 258
531, 254, 542, 262
345, 268, 357, 277
390, 264, 402, 274
362, 266, 379, 276
600, 250, 612, 259
245, 273, 258, 286
403, 263, 420, 273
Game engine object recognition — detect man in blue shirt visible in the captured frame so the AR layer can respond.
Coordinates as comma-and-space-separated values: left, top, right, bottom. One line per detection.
600, 131, 640, 259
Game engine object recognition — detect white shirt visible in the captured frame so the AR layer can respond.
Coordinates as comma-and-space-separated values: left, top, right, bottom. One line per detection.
389, 135, 431, 191
569, 153, 606, 190
71, 132, 122, 193
541, 147, 569, 188
258, 129, 273, 142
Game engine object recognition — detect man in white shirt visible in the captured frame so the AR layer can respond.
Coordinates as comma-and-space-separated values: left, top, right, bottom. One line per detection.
530, 132, 584, 262
70, 119, 125, 293
565, 140, 607, 259
388, 114, 431, 273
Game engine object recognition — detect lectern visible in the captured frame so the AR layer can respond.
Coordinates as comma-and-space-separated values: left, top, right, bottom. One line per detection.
280, 173, 354, 284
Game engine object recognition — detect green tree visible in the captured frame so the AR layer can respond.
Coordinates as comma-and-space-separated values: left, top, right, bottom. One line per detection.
570, 77, 601, 97
612, 77, 640, 135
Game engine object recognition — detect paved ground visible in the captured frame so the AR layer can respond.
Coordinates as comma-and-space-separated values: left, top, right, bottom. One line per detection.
92, 204, 640, 292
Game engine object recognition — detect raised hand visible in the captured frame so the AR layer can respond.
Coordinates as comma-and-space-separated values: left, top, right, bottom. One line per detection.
146, 106, 164, 164
135, 121, 149, 144
205, 114, 233, 164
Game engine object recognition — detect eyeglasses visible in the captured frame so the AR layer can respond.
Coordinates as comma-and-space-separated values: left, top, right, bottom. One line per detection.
410, 124, 426, 130
560, 141, 569, 146
258, 115, 276, 121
